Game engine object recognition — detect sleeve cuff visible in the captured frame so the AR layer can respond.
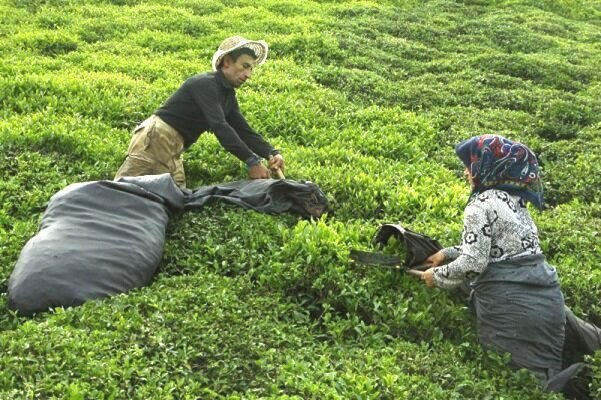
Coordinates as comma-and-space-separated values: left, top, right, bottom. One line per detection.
433, 269, 464, 290
270, 149, 281, 156
442, 246, 462, 260
245, 154, 263, 167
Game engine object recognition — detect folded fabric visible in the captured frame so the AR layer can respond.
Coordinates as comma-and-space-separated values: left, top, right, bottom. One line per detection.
183, 178, 328, 219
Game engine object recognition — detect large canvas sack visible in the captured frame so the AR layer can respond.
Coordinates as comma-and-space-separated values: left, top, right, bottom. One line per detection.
7, 174, 183, 315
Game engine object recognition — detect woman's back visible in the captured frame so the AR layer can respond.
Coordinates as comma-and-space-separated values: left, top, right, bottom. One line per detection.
466, 188, 542, 263
433, 188, 543, 287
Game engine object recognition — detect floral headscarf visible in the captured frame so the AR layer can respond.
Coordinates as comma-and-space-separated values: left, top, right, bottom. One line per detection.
455, 134, 544, 209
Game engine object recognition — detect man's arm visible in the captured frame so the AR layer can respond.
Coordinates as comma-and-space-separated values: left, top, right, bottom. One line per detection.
227, 102, 285, 173
227, 105, 279, 159
189, 78, 260, 167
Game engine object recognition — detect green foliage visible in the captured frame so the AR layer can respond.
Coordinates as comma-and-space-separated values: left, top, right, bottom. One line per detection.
538, 137, 601, 205
1, 0, 600, 398
13, 29, 80, 56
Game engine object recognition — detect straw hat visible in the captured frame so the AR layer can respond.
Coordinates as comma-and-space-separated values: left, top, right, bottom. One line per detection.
211, 36, 269, 71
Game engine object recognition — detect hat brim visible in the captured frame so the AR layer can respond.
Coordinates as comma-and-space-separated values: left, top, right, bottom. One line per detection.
211, 40, 268, 71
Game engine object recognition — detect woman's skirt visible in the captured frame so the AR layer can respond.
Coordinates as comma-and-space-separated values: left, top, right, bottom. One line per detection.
470, 254, 566, 379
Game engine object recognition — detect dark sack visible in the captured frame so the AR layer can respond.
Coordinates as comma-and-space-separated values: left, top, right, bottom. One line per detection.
184, 179, 328, 219
371, 223, 442, 268
7, 174, 183, 315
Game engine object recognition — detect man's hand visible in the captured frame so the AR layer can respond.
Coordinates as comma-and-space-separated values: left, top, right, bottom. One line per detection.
248, 163, 271, 179
268, 154, 285, 173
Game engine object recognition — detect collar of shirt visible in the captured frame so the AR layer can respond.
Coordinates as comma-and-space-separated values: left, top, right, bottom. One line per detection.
214, 70, 234, 90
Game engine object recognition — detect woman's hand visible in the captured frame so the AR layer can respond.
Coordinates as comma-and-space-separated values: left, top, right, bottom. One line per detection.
408, 250, 445, 288
425, 250, 445, 268
407, 268, 437, 288
421, 268, 436, 288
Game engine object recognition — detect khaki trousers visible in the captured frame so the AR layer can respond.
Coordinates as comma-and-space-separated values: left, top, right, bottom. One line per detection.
114, 115, 186, 188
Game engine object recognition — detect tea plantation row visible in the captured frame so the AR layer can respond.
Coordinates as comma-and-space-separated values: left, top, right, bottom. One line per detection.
1, 0, 600, 398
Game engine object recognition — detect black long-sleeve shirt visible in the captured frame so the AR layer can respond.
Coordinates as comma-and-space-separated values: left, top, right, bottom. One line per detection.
155, 71, 276, 164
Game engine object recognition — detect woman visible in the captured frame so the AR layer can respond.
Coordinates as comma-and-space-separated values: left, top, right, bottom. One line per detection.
415, 134, 600, 390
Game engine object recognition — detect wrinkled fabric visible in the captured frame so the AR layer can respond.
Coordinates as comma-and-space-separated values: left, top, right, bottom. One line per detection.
563, 307, 601, 364
8, 174, 184, 316
470, 254, 565, 378
371, 223, 442, 268
184, 178, 328, 219
543, 362, 586, 394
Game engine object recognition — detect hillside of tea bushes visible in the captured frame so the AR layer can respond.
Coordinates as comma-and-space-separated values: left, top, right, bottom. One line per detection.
1, 0, 600, 398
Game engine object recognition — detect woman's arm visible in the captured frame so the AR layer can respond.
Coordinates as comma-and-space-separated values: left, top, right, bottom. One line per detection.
432, 202, 492, 287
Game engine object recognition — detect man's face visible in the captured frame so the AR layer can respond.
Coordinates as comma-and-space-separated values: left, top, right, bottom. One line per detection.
221, 54, 256, 88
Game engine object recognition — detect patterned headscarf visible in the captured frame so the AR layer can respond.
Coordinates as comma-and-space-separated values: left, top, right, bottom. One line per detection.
455, 134, 544, 209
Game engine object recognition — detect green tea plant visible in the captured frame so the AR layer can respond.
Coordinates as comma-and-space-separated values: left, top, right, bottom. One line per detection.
1, 0, 599, 398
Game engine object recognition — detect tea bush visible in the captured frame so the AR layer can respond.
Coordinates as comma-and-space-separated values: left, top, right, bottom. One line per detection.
1, 0, 599, 398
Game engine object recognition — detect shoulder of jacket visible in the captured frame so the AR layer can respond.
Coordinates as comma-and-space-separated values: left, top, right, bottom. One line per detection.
466, 190, 501, 212
185, 72, 217, 85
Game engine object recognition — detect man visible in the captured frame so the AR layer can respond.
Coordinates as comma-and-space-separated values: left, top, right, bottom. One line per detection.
114, 36, 285, 188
